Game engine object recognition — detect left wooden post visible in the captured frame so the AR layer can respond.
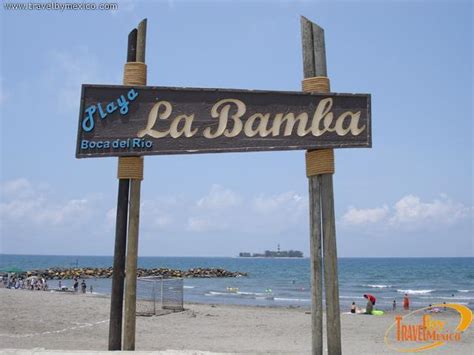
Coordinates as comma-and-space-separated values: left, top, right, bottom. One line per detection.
123, 18, 147, 352
108, 27, 137, 351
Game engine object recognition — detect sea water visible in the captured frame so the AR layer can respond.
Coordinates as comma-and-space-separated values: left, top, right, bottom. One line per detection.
1, 255, 472, 311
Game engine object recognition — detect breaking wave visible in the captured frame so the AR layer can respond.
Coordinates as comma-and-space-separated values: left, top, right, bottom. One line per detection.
397, 289, 434, 295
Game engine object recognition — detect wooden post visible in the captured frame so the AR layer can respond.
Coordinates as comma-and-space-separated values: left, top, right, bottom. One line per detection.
321, 174, 342, 355
108, 28, 137, 351
136, 19, 147, 63
301, 16, 342, 355
301, 16, 323, 355
123, 18, 147, 352
123, 178, 142, 350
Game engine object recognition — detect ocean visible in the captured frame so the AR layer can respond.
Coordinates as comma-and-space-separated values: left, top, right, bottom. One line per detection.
1, 255, 472, 311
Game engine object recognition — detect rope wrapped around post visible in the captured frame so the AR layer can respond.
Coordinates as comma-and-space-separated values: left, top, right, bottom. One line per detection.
117, 61, 147, 180
123, 62, 147, 86
117, 157, 144, 180
302, 76, 335, 176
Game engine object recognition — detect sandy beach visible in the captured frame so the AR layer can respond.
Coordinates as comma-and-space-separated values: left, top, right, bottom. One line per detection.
0, 289, 472, 354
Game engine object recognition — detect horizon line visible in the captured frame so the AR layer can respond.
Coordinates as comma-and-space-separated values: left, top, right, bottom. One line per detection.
0, 253, 472, 258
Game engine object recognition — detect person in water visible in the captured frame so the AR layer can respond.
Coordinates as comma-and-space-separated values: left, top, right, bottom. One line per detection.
403, 294, 410, 310
393, 300, 396, 311
350, 302, 356, 314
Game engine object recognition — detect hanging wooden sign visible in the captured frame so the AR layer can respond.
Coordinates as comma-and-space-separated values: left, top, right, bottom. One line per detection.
76, 84, 371, 158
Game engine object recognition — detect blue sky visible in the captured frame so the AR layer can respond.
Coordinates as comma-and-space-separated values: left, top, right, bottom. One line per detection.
0, 0, 472, 257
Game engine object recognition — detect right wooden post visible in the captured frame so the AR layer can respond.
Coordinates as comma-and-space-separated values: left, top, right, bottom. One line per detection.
301, 16, 342, 355
123, 18, 147, 352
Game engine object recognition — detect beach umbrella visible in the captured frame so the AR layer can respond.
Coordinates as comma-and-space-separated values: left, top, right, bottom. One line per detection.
364, 294, 377, 305
26, 276, 39, 281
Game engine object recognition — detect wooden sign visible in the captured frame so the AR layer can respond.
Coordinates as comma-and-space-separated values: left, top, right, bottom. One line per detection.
76, 84, 371, 158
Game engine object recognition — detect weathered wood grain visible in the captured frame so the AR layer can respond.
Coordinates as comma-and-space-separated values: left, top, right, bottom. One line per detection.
321, 174, 342, 355
108, 178, 129, 350
127, 29, 137, 63
76, 85, 371, 158
308, 175, 323, 355
123, 179, 141, 351
136, 19, 147, 63
108, 27, 136, 351
123, 19, 147, 352
302, 15, 324, 355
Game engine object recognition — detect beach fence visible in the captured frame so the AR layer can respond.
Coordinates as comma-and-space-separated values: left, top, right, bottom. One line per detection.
136, 277, 184, 316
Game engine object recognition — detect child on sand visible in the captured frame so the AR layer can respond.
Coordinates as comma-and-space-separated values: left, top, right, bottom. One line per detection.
351, 302, 356, 314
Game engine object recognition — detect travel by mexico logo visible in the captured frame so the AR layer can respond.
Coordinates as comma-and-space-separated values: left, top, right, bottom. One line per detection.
384, 303, 472, 352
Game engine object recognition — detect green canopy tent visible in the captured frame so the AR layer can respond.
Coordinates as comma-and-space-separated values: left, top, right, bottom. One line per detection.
0, 267, 25, 287
0, 266, 24, 274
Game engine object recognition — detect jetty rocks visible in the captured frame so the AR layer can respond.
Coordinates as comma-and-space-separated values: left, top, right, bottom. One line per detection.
21, 267, 248, 280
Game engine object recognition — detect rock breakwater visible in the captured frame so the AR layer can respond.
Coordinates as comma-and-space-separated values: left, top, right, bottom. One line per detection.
15, 267, 247, 279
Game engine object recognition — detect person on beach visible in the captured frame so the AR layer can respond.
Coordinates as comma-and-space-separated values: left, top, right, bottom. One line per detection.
365, 298, 374, 314
90, 285, 93, 293
58, 280, 62, 290
363, 294, 376, 305
351, 302, 357, 314
393, 300, 396, 311
81, 280, 87, 293
363, 294, 376, 314
403, 294, 410, 310
73, 278, 79, 292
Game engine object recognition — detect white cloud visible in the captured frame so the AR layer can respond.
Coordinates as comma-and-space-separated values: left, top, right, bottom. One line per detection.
253, 192, 304, 215
342, 205, 389, 225
341, 194, 471, 230
1, 179, 308, 248
1, 178, 35, 199
196, 184, 241, 209
187, 216, 227, 233
390, 194, 470, 226
0, 178, 95, 228
186, 188, 306, 234
140, 198, 180, 231
36, 199, 89, 225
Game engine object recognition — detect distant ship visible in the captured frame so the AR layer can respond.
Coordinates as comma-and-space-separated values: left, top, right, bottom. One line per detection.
239, 244, 303, 258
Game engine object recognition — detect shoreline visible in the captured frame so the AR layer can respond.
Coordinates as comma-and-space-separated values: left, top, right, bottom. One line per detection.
4, 285, 472, 311
1, 288, 472, 354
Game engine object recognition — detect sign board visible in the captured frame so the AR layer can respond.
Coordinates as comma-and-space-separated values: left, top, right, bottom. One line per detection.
76, 85, 371, 158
